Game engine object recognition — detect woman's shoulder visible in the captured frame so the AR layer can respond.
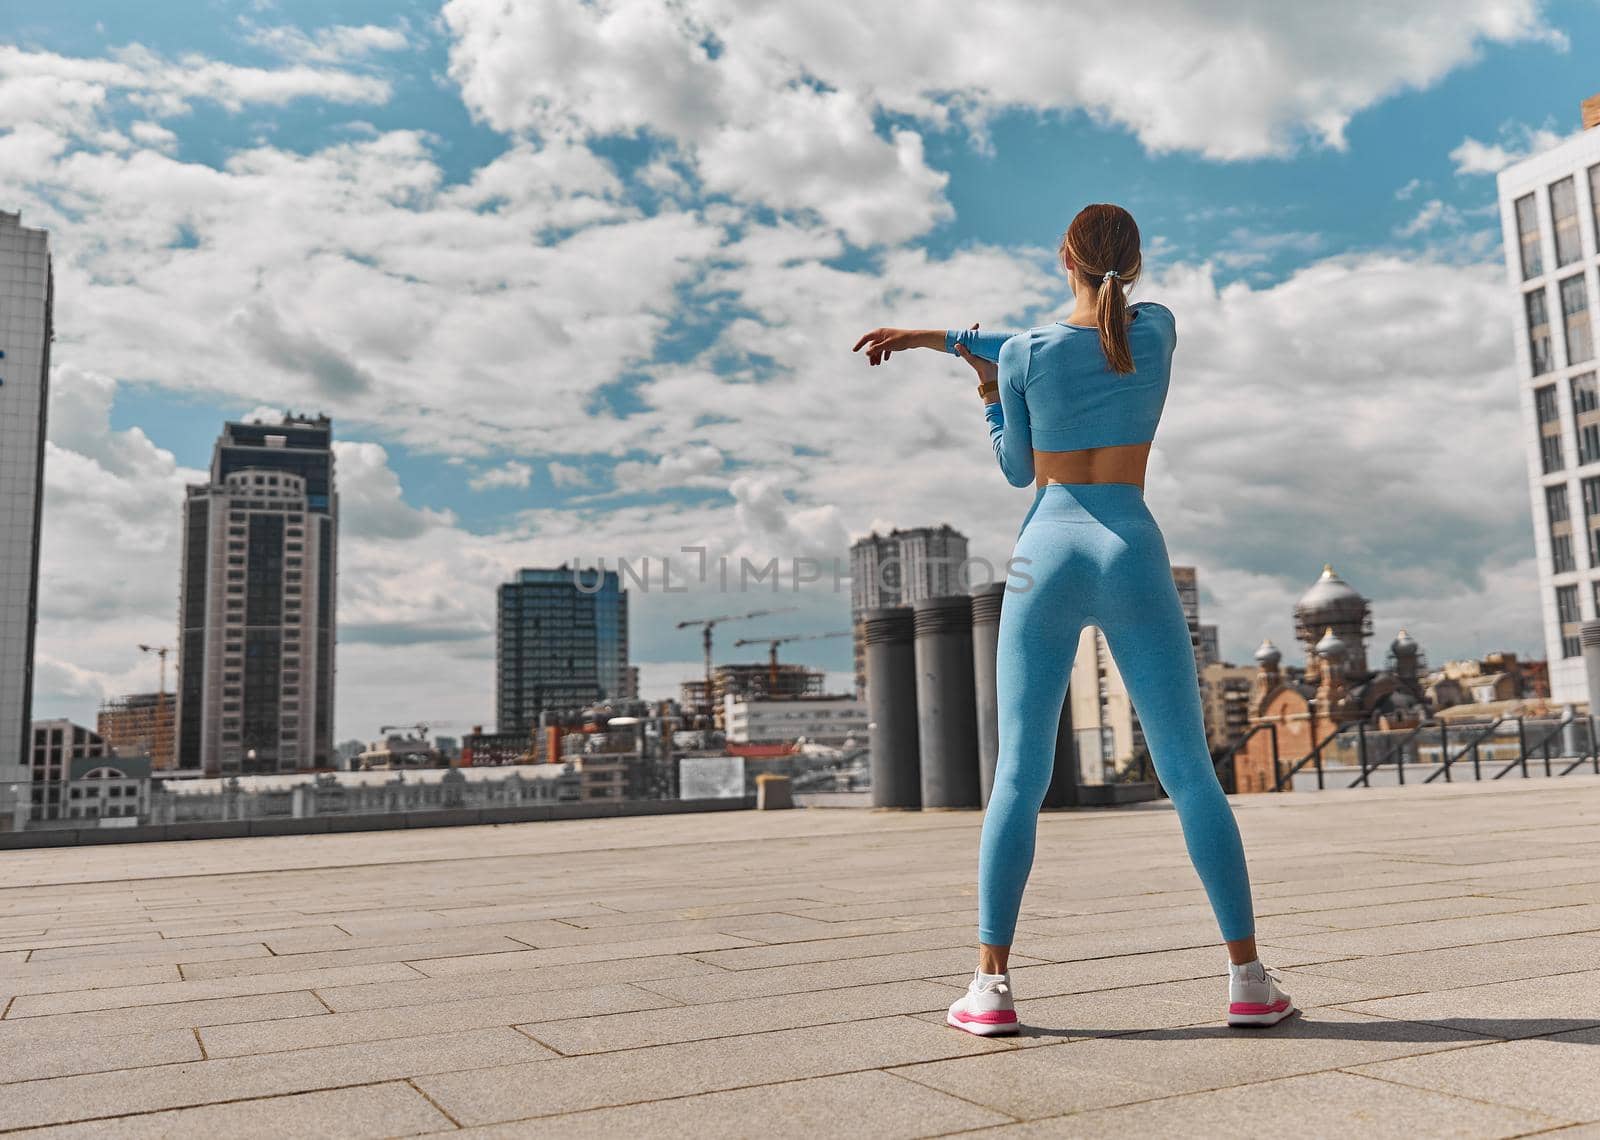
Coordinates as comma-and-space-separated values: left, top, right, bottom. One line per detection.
1131, 300, 1175, 322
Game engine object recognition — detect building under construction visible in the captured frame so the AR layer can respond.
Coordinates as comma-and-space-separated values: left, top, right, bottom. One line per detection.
97, 692, 175, 770
680, 663, 825, 731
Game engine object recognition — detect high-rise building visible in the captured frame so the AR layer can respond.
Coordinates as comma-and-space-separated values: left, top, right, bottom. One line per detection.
497, 566, 629, 733
0, 212, 51, 776
1498, 105, 1600, 702
1199, 623, 1221, 668
1172, 565, 1203, 666
849, 524, 969, 694
177, 417, 339, 774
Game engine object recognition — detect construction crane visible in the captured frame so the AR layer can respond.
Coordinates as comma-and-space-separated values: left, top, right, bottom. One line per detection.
675, 607, 797, 720
137, 644, 172, 768
733, 631, 851, 690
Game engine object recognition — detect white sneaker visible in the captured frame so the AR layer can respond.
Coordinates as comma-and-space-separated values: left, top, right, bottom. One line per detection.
947, 968, 1020, 1036
1227, 960, 1296, 1027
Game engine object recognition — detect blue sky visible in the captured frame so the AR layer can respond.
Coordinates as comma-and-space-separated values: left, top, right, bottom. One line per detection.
5, 0, 1597, 733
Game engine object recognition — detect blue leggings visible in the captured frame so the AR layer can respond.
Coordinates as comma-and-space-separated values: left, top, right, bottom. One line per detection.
978, 482, 1256, 946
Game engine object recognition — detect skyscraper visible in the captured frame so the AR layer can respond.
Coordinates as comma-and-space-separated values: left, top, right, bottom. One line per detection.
177, 417, 339, 773
0, 211, 51, 775
1498, 98, 1600, 702
849, 524, 970, 694
497, 566, 629, 734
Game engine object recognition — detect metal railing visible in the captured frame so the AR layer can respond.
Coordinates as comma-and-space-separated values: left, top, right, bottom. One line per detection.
1226, 712, 1600, 793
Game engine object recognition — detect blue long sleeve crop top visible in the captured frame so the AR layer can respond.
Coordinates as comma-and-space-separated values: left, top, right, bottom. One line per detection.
945, 302, 1178, 487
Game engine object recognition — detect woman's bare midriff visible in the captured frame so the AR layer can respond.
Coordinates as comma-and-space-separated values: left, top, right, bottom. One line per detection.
1034, 442, 1151, 491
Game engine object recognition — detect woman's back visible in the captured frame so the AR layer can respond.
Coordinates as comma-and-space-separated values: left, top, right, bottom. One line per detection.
1003, 300, 1178, 452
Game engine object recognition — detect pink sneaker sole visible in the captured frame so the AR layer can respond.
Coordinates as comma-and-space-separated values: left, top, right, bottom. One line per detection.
947, 1008, 1020, 1036
1227, 999, 1297, 1027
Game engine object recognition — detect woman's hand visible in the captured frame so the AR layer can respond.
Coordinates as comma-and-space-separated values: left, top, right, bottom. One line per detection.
851, 327, 940, 365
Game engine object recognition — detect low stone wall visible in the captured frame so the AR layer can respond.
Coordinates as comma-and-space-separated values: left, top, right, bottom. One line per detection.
0, 795, 757, 850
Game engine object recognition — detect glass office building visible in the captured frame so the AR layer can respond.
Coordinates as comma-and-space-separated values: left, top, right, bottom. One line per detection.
497, 567, 629, 733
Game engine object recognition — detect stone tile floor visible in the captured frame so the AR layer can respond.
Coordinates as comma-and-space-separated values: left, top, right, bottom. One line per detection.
0, 776, 1598, 1137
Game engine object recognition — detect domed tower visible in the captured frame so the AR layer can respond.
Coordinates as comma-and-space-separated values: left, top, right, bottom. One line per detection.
1294, 564, 1373, 680
1386, 629, 1426, 698
1249, 638, 1283, 712
1314, 625, 1353, 716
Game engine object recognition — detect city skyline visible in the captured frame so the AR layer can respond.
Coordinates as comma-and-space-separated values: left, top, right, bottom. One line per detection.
9, 2, 1600, 737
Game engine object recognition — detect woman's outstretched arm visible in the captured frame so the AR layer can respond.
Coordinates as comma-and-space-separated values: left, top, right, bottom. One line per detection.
853, 324, 1022, 366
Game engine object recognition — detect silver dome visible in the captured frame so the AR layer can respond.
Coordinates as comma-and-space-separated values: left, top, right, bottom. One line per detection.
1296, 563, 1366, 623
1254, 638, 1282, 667
1315, 626, 1347, 659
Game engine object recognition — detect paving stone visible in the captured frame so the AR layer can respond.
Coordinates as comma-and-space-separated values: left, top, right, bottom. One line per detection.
407, 932, 761, 977
316, 953, 720, 1012
1268, 910, 1600, 957
180, 933, 534, 979
201, 983, 676, 1057
6, 963, 422, 1018
636, 947, 1048, 1005
0, 992, 328, 1042
1351, 1025, 1600, 1120
439, 1069, 1011, 1138
890, 1008, 1483, 1120
1291, 932, 1600, 992
689, 925, 990, 970
523, 979, 956, 1055
0, 1028, 202, 1084
1338, 968, 1600, 1039
964, 1071, 1565, 1138
0, 1027, 551, 1131
415, 1015, 1013, 1125
0, 1081, 454, 1138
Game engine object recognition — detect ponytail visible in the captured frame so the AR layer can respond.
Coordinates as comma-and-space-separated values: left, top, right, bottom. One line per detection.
1061, 203, 1144, 376
1096, 271, 1134, 375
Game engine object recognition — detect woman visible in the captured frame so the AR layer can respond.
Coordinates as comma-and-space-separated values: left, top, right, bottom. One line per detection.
852, 203, 1294, 1035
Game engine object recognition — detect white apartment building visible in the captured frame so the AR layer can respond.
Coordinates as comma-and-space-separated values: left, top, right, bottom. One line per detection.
0, 212, 51, 777
1498, 105, 1600, 702
723, 695, 868, 748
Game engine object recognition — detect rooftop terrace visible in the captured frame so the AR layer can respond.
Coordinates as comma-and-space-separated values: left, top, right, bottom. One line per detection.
1, 778, 1598, 1137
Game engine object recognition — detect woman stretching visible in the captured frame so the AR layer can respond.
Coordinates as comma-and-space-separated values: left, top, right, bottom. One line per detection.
853, 203, 1295, 1035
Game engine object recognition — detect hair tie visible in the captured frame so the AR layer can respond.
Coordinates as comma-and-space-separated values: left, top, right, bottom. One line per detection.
1102, 269, 1120, 284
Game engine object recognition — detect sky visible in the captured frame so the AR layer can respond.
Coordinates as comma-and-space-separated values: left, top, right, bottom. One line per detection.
4, 0, 1599, 740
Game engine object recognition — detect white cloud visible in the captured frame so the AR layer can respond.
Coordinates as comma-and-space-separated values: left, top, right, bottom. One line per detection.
242, 21, 411, 64
1395, 198, 1464, 237
444, 0, 1557, 165
468, 460, 533, 491
1450, 123, 1575, 175
548, 461, 590, 488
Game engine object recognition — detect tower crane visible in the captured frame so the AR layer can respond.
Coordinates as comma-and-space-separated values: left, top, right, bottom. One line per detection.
675, 607, 797, 719
732, 631, 851, 690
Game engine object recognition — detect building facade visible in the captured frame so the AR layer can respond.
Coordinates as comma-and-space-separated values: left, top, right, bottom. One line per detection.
97, 692, 176, 770
0, 212, 52, 775
1499, 103, 1600, 702
177, 418, 339, 774
29, 720, 108, 821
723, 695, 868, 747
496, 566, 629, 734
849, 524, 970, 694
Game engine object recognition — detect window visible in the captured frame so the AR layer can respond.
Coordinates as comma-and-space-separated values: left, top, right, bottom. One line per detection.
1547, 485, 1576, 573
1575, 374, 1600, 465
1557, 584, 1582, 657
1527, 288, 1554, 375
1550, 177, 1582, 267
1536, 383, 1564, 474
1591, 165, 1600, 253
1560, 275, 1594, 366
1515, 193, 1543, 279
1584, 477, 1600, 567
